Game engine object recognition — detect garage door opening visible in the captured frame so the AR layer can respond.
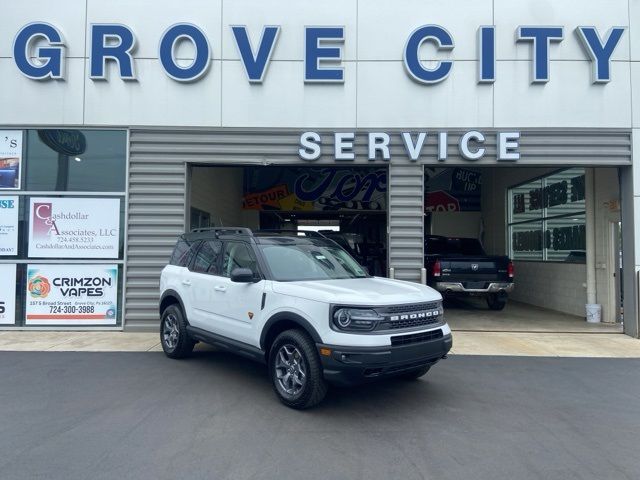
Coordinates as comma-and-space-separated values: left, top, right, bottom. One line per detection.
188, 165, 388, 276
424, 165, 624, 334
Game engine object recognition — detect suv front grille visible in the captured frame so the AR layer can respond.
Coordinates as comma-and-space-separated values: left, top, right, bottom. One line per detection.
391, 329, 443, 347
375, 302, 443, 332
381, 302, 440, 314
386, 316, 441, 330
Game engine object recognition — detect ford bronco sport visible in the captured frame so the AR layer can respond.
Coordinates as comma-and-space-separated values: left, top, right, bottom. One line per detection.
159, 228, 452, 409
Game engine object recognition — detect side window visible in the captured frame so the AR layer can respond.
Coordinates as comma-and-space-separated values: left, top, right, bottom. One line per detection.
182, 241, 201, 269
169, 239, 191, 266
192, 240, 223, 275
222, 242, 258, 277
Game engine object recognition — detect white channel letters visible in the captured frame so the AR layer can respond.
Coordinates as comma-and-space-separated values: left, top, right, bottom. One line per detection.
298, 131, 521, 163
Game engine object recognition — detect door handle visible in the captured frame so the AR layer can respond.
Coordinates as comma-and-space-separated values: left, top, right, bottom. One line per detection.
182, 280, 192, 287
214, 286, 227, 292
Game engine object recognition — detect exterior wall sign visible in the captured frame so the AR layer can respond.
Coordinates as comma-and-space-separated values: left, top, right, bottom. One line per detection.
25, 264, 118, 325
28, 198, 120, 259
0, 130, 23, 190
243, 167, 387, 211
0, 264, 17, 325
299, 131, 521, 162
37, 130, 87, 156
0, 196, 19, 256
425, 168, 481, 212
11, 23, 625, 85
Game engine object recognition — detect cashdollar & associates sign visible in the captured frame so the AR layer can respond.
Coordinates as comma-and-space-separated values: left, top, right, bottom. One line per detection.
28, 197, 120, 259
0, 264, 17, 325
25, 264, 118, 325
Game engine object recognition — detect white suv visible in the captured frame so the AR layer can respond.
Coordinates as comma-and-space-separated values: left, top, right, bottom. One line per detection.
159, 228, 452, 409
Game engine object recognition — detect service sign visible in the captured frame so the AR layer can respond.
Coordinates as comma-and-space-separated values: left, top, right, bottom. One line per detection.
0, 264, 17, 325
25, 264, 118, 325
0, 131, 22, 190
28, 197, 120, 258
0, 196, 19, 255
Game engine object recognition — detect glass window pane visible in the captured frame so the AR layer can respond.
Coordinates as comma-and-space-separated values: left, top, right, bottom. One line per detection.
222, 242, 257, 277
192, 240, 222, 274
170, 239, 191, 266
510, 178, 543, 224
544, 168, 585, 216
25, 130, 126, 192
510, 221, 543, 260
545, 214, 586, 262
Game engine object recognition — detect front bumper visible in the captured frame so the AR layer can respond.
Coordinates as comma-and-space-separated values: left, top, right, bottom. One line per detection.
435, 282, 514, 294
317, 332, 452, 386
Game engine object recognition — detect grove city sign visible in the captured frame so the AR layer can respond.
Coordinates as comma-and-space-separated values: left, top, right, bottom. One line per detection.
13, 23, 625, 84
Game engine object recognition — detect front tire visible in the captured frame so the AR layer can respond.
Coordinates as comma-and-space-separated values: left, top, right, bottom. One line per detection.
160, 304, 195, 359
269, 329, 328, 409
487, 293, 507, 311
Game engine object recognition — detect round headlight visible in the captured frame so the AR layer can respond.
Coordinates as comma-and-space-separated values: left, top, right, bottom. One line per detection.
336, 309, 351, 328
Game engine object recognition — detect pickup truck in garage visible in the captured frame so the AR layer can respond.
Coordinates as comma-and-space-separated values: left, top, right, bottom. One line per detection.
424, 235, 514, 310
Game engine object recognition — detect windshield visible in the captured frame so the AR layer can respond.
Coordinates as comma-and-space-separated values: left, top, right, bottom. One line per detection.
259, 243, 368, 281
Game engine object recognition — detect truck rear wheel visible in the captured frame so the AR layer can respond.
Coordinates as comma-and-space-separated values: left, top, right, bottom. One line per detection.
487, 293, 507, 311
269, 329, 328, 409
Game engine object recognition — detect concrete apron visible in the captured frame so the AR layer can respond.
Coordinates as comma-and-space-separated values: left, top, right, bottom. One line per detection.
0, 330, 639, 357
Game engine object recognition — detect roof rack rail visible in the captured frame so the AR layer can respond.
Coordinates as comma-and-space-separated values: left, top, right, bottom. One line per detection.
190, 227, 254, 236
254, 229, 324, 238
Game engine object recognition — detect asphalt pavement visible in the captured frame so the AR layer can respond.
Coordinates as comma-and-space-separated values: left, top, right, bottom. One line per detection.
0, 351, 638, 480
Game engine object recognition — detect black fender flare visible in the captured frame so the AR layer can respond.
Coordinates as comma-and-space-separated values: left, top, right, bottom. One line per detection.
159, 289, 186, 317
260, 312, 323, 350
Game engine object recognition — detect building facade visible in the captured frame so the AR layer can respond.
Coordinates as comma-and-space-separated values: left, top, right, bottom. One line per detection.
1, 0, 639, 337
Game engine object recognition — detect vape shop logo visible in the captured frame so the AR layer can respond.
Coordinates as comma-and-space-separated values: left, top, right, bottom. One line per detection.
32, 202, 58, 239
28, 274, 51, 298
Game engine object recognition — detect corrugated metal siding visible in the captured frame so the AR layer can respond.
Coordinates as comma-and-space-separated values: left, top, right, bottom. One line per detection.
387, 163, 424, 282
125, 128, 631, 330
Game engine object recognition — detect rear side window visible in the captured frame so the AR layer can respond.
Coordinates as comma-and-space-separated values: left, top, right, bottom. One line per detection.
170, 239, 192, 266
192, 240, 223, 275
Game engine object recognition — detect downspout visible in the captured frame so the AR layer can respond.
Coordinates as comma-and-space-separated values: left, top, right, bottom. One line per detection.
585, 168, 597, 306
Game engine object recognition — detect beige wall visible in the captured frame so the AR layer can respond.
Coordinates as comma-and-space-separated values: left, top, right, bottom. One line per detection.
593, 168, 622, 323
190, 167, 259, 230
430, 212, 482, 238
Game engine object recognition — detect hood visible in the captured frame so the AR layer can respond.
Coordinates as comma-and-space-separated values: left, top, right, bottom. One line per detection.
271, 277, 442, 305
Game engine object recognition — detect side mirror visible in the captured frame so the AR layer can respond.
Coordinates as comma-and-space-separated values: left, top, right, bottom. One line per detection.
231, 267, 256, 283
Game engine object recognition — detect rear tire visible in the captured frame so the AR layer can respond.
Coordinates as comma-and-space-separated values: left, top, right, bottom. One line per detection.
487, 294, 507, 311
401, 365, 431, 380
160, 304, 195, 359
269, 329, 328, 409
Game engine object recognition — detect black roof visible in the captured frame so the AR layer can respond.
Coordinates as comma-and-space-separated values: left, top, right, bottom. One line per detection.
180, 227, 334, 246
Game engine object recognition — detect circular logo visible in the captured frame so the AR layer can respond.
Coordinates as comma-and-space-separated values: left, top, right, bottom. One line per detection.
106, 308, 116, 319
28, 275, 51, 298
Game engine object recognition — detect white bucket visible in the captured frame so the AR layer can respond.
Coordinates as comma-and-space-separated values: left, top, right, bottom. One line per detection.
586, 304, 602, 323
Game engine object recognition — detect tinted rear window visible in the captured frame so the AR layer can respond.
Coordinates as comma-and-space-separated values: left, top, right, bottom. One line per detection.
426, 237, 486, 256
170, 238, 199, 267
